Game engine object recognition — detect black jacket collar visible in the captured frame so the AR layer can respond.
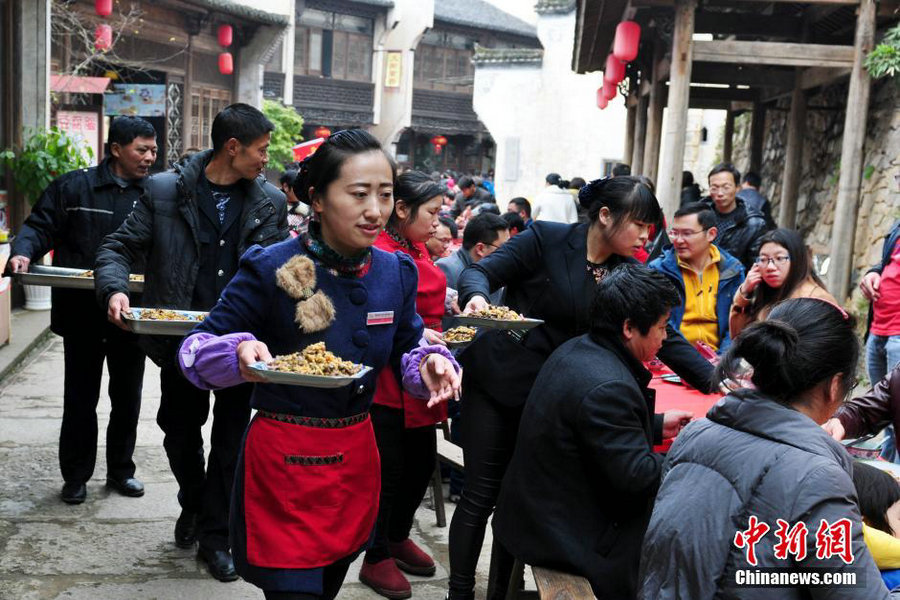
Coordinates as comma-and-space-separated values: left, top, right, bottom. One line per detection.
588, 331, 652, 390
93, 157, 146, 191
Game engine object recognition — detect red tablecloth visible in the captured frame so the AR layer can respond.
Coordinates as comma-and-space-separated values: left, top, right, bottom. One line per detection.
651, 375, 722, 453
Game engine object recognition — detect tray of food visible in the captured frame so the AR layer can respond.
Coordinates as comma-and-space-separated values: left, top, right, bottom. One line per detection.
443, 326, 478, 348
454, 306, 544, 331
122, 308, 207, 336
249, 342, 371, 388
16, 266, 144, 292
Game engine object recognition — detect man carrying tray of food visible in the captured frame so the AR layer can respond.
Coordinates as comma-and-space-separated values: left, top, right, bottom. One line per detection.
95, 103, 288, 582
6, 117, 157, 505
175, 129, 460, 600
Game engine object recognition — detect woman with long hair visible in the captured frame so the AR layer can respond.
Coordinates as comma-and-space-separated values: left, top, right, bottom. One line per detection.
729, 227, 836, 337
448, 176, 714, 600
176, 130, 460, 600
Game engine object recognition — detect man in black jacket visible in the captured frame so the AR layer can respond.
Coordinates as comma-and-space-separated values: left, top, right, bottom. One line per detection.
492, 265, 693, 599
7, 117, 157, 505
94, 103, 288, 582
703, 162, 769, 269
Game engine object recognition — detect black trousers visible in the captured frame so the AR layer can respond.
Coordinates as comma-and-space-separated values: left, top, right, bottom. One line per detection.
365, 404, 437, 563
448, 382, 522, 600
157, 362, 251, 551
262, 558, 352, 600
60, 333, 145, 484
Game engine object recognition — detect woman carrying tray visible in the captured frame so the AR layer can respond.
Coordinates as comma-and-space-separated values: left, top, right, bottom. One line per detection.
448, 176, 715, 600
177, 130, 460, 600
359, 170, 449, 597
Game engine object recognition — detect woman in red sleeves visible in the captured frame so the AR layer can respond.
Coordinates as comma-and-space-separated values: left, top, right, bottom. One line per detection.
359, 170, 449, 598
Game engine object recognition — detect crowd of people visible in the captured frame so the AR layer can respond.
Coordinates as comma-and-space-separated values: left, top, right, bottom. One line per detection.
4, 104, 900, 599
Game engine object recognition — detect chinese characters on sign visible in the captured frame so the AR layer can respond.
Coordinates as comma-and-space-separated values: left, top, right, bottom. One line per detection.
734, 517, 855, 566
56, 110, 101, 166
384, 52, 402, 88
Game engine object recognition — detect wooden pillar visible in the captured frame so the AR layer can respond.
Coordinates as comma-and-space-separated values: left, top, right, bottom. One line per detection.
182, 36, 194, 151
657, 0, 696, 219
723, 110, 734, 164
643, 44, 665, 186
749, 102, 765, 173
631, 95, 648, 175
624, 104, 636, 168
779, 75, 806, 229
828, 0, 876, 301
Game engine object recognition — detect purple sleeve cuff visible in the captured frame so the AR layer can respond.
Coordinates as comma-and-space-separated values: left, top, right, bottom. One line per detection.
401, 344, 460, 399
179, 332, 257, 390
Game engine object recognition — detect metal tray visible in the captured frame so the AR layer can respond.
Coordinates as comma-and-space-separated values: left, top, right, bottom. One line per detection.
16, 265, 144, 292
248, 362, 372, 388
454, 315, 544, 331
122, 308, 207, 336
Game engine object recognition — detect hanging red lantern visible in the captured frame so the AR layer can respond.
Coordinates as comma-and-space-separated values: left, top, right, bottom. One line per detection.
603, 79, 617, 101
314, 126, 331, 139
613, 21, 641, 63
217, 25, 233, 48
94, 23, 113, 52
218, 52, 234, 75
605, 53, 625, 84
95, 0, 113, 17
430, 135, 448, 155
597, 89, 608, 110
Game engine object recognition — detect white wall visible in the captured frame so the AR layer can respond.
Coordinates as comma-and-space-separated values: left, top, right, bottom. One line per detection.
473, 9, 626, 202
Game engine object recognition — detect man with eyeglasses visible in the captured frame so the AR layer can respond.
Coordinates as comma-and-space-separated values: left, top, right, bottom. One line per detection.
703, 163, 769, 270
437, 212, 509, 304
648, 203, 745, 354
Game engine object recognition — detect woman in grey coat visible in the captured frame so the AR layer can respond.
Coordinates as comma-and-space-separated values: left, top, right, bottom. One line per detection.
639, 298, 897, 599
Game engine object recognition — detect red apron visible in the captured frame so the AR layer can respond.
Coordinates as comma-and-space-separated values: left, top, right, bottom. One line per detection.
373, 233, 449, 428
243, 413, 380, 569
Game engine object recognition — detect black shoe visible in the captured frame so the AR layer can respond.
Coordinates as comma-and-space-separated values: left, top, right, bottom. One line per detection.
106, 477, 145, 497
197, 546, 239, 582
174, 510, 198, 549
61, 482, 86, 505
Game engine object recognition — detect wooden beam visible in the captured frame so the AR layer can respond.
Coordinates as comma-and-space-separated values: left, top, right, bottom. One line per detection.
632, 94, 648, 174
643, 42, 665, 185
828, 0, 876, 301
749, 102, 765, 174
779, 74, 806, 229
800, 66, 852, 90
690, 63, 795, 88
723, 110, 734, 163
694, 12, 803, 37
658, 86, 761, 105
657, 0, 696, 219
624, 104, 636, 169
692, 40, 855, 68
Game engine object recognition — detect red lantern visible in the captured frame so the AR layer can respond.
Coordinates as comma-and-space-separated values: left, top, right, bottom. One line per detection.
605, 54, 625, 84
95, 0, 113, 17
314, 126, 331, 139
603, 79, 617, 101
218, 52, 234, 75
613, 21, 641, 63
94, 24, 113, 52
430, 135, 448, 155
597, 89, 608, 110
217, 25, 233, 48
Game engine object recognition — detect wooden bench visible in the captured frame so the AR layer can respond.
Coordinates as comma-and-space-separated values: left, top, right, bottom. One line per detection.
493, 558, 595, 600
431, 425, 464, 527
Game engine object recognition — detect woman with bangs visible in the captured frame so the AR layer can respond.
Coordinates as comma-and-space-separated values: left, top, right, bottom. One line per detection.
447, 176, 715, 600
730, 227, 836, 338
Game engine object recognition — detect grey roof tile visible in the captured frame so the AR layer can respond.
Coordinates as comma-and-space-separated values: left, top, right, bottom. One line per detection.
434, 0, 538, 40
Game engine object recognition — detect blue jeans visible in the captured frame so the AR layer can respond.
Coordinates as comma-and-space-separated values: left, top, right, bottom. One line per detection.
868, 334, 900, 461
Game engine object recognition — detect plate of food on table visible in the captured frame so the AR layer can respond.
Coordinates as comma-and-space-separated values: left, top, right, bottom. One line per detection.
454, 305, 544, 331
122, 307, 208, 336
15, 265, 144, 292
249, 342, 372, 388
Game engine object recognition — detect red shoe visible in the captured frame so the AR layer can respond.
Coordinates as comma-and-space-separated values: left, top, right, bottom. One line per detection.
359, 558, 412, 599
389, 538, 437, 576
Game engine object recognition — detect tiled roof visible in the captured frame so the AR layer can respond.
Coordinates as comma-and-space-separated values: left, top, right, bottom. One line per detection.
434, 0, 538, 41
472, 45, 543, 65
535, 0, 576, 14
181, 0, 291, 26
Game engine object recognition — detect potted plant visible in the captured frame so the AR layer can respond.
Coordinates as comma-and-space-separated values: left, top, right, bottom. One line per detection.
1, 127, 93, 309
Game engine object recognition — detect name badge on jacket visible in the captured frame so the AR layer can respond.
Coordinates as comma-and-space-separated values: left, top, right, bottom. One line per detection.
367, 311, 394, 326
